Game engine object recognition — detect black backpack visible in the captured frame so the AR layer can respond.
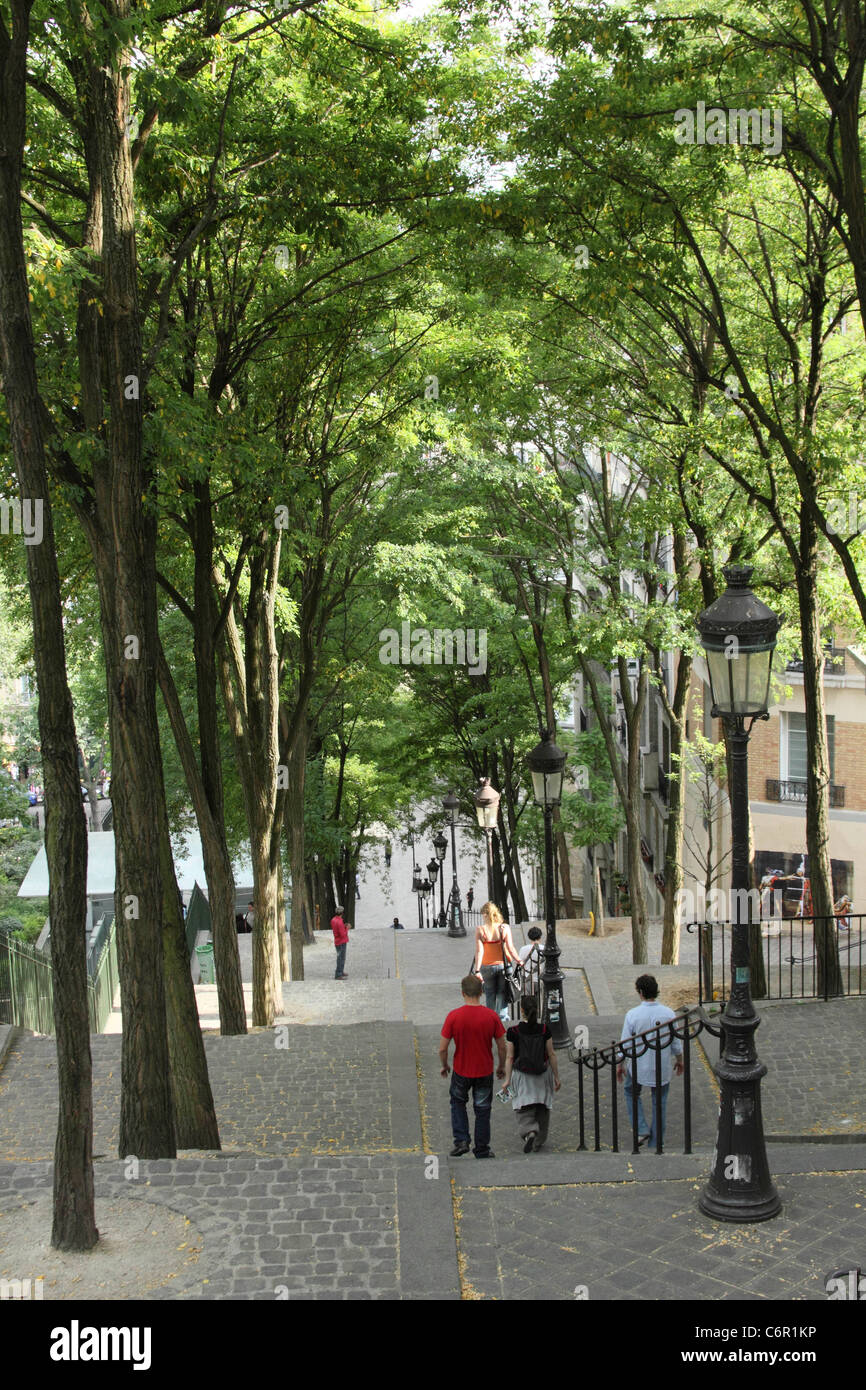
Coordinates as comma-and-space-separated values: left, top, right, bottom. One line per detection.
515, 1025, 547, 1075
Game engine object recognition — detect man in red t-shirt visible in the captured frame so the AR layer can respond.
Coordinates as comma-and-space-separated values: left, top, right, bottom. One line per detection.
439, 975, 506, 1158
331, 906, 349, 979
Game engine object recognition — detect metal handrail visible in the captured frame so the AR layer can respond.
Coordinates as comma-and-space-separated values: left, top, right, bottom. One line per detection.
687, 914, 863, 1003
569, 1006, 723, 1155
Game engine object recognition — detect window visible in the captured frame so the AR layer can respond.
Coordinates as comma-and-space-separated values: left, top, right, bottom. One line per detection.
786, 713, 835, 783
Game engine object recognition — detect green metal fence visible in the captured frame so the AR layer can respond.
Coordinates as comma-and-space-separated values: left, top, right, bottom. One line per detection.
0, 932, 54, 1033
87, 921, 119, 1033
0, 921, 118, 1035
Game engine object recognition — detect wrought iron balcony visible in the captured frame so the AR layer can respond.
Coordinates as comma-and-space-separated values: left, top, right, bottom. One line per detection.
765, 778, 845, 808
785, 647, 846, 676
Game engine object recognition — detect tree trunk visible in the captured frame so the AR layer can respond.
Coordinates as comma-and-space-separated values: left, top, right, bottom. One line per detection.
660, 650, 691, 964
591, 850, 605, 936
73, 16, 175, 1159
156, 641, 246, 1034
797, 544, 843, 996
286, 730, 309, 978
191, 481, 247, 1031
277, 859, 290, 981
0, 0, 97, 1248
158, 823, 220, 1149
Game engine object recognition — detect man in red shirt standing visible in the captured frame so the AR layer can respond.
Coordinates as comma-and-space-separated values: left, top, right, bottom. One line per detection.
439, 975, 506, 1158
331, 905, 349, 979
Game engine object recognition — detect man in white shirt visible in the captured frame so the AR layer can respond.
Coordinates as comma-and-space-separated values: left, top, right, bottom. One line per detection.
616, 975, 683, 1150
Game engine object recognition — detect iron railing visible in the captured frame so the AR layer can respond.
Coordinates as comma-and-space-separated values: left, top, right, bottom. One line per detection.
86, 911, 114, 977
786, 647, 846, 675
0, 920, 118, 1034
687, 915, 864, 1004
0, 930, 54, 1033
87, 920, 119, 1033
765, 778, 845, 808
569, 1007, 723, 1155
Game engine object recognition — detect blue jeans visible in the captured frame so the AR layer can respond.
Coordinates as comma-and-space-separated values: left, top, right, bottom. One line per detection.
624, 1076, 670, 1149
449, 1072, 493, 1154
334, 943, 347, 978
480, 965, 509, 1021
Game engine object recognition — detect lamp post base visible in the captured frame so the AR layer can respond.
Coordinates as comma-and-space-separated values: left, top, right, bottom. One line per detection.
699, 1016, 781, 1224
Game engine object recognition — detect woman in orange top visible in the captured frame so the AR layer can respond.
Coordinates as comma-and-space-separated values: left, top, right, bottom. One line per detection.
473, 901, 521, 1022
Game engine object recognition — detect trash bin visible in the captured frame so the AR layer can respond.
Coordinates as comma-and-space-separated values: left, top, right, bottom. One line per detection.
195, 942, 215, 984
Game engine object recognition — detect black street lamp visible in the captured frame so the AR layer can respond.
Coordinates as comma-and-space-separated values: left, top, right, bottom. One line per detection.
427, 858, 441, 929
433, 831, 448, 929
412, 860, 424, 930
442, 791, 466, 937
696, 563, 781, 1223
474, 777, 501, 909
421, 877, 432, 929
526, 730, 570, 1047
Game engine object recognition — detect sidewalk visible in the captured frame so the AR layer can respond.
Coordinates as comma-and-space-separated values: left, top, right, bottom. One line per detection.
1, 924, 864, 1299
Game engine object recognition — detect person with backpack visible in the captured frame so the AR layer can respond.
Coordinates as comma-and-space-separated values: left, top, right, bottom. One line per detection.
502, 994, 561, 1152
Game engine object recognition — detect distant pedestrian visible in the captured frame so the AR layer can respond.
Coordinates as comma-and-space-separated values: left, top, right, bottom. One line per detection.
384, 839, 392, 867
439, 975, 506, 1158
390, 917, 405, 930
473, 901, 521, 1023
244, 902, 255, 931
355, 873, 361, 899
331, 905, 349, 979
503, 994, 560, 1152
518, 926, 544, 995
617, 975, 683, 1149
466, 887, 475, 912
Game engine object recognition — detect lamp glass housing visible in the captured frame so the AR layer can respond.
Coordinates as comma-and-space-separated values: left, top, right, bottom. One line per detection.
705, 641, 774, 718
433, 832, 448, 862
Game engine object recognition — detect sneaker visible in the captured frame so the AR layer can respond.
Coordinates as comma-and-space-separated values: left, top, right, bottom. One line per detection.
523, 1134, 536, 1153
474, 1149, 495, 1159
637, 1134, 651, 1147
449, 1143, 470, 1157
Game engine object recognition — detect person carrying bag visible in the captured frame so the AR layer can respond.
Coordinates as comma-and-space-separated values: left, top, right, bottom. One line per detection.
473, 901, 521, 1024
502, 994, 561, 1152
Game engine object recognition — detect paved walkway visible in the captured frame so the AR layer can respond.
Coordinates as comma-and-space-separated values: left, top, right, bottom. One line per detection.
2, 924, 865, 1300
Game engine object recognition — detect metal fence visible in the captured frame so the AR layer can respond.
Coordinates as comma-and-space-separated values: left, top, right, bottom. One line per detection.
87, 920, 119, 1033
569, 1007, 723, 1155
86, 911, 113, 977
687, 915, 865, 1004
0, 920, 118, 1035
0, 930, 54, 1032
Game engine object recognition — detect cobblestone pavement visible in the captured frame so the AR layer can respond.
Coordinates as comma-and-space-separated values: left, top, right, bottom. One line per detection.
0, 1023, 421, 1162
452, 1156, 866, 1301
0, 1153, 458, 1300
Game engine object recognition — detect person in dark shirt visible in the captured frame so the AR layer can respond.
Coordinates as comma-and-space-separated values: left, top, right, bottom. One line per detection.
502, 995, 561, 1152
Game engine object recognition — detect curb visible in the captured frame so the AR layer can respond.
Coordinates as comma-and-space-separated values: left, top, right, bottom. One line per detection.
0, 1024, 21, 1076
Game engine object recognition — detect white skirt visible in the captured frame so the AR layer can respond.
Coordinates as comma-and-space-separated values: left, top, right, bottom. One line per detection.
510, 1066, 555, 1110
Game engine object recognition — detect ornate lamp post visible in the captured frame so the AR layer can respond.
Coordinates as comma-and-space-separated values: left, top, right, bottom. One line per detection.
427, 858, 441, 929
412, 861, 424, 930
526, 730, 570, 1047
474, 777, 501, 909
697, 564, 781, 1223
442, 791, 466, 937
433, 831, 448, 929
421, 877, 432, 929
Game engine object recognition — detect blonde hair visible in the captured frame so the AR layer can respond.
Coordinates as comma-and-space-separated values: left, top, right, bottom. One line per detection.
480, 901, 504, 928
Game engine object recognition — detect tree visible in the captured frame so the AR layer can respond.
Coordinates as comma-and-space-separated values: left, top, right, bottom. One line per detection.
0, 0, 96, 1247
